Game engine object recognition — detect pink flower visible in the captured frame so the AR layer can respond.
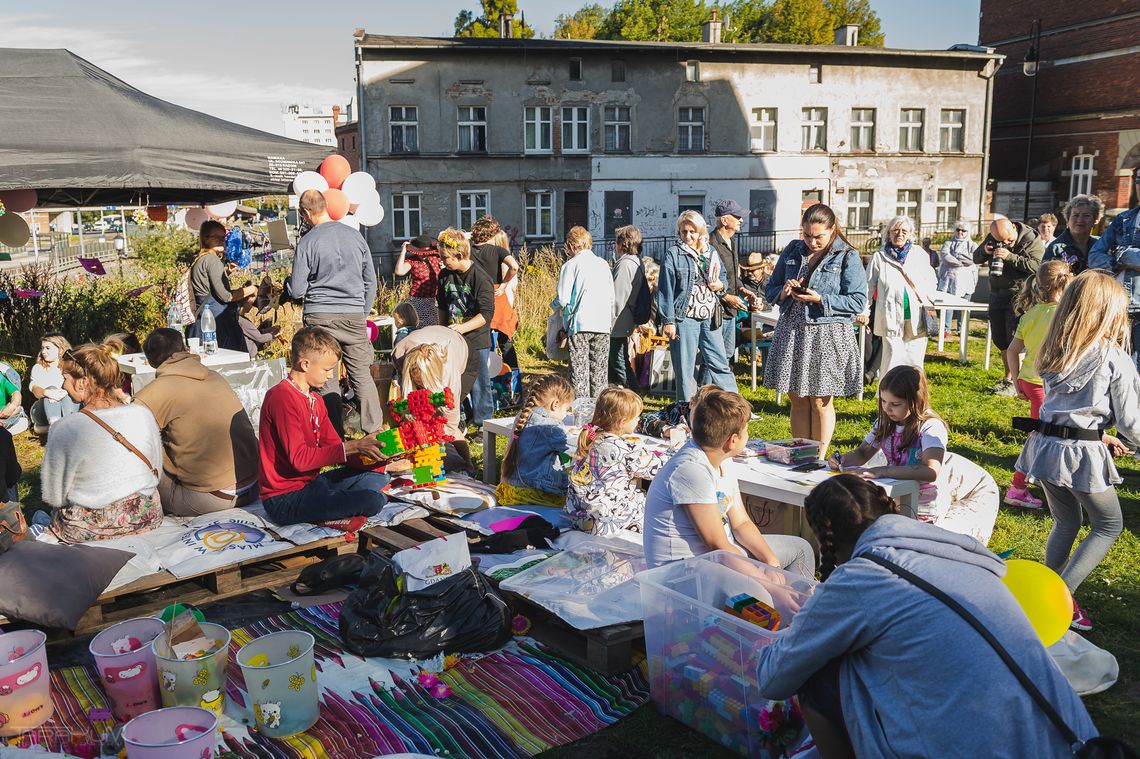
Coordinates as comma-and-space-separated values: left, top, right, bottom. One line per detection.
417, 671, 439, 689
429, 683, 452, 699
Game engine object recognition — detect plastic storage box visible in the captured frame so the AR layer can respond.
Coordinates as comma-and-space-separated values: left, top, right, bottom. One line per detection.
764, 438, 821, 465
638, 552, 816, 757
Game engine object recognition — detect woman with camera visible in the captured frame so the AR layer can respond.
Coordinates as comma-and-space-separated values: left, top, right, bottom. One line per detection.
973, 218, 1045, 396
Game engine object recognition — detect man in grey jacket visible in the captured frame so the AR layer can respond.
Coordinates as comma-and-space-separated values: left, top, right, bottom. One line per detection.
708, 200, 757, 369
609, 225, 647, 389
288, 189, 382, 435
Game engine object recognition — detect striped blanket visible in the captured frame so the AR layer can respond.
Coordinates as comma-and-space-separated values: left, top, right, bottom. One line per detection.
18, 603, 649, 758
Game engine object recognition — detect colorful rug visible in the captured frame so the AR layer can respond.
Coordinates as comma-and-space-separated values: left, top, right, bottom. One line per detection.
18, 603, 650, 758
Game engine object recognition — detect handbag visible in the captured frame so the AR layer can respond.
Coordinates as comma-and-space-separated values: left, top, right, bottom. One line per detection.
0, 501, 27, 553
864, 553, 1136, 759
894, 263, 940, 336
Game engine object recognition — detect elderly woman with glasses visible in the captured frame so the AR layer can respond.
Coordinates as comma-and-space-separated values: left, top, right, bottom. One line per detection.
937, 221, 978, 335
865, 215, 940, 376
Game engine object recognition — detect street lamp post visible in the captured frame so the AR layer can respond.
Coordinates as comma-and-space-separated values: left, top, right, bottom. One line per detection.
1022, 18, 1042, 223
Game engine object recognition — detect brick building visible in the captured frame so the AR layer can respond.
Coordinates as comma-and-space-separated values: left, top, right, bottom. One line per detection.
981, 0, 1140, 220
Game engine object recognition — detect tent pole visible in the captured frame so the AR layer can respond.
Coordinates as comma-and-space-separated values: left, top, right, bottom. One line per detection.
30, 212, 40, 263
77, 209, 86, 257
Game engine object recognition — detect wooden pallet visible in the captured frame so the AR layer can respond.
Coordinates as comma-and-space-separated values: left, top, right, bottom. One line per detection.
358, 520, 645, 676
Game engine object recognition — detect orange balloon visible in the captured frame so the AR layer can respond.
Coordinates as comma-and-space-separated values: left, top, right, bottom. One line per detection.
319, 155, 351, 190
323, 188, 350, 221
146, 206, 168, 222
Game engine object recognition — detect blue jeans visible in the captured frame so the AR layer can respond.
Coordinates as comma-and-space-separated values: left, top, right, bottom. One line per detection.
263, 468, 389, 526
672, 317, 737, 401
30, 396, 80, 427
470, 347, 494, 426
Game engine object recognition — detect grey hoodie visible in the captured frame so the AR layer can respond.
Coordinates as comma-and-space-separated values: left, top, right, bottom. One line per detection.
1017, 344, 1140, 492
755, 516, 1096, 758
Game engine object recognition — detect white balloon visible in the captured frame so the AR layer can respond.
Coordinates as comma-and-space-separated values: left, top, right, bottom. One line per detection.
173, 209, 188, 227
293, 171, 328, 195
206, 200, 237, 219
0, 213, 31, 247
487, 351, 504, 377
341, 171, 377, 204
337, 213, 360, 231
355, 201, 384, 227
184, 208, 209, 231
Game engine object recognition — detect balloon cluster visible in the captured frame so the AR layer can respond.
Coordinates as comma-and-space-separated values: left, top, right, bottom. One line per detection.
292, 155, 384, 231
182, 200, 239, 232
0, 190, 37, 247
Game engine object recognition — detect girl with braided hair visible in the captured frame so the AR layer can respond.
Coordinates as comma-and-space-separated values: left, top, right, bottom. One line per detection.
754, 474, 1096, 759
495, 375, 576, 507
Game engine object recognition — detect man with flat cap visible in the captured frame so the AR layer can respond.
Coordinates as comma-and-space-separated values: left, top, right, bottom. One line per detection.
709, 199, 759, 369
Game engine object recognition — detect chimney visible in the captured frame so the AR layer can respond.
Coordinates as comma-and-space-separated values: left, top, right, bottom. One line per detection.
498, 13, 514, 38
834, 24, 859, 46
332, 104, 341, 125
702, 9, 722, 44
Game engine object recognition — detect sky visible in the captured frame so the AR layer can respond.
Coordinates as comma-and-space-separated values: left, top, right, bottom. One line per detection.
0, 0, 981, 135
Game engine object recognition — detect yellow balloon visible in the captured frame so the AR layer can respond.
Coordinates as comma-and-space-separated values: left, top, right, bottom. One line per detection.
1001, 559, 1073, 647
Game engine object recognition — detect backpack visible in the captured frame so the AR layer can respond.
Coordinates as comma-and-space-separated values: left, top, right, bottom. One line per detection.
632, 275, 652, 324
171, 251, 212, 326
225, 226, 251, 269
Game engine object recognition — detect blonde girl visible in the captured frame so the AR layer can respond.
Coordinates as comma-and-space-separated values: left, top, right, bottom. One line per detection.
1004, 261, 1074, 509
828, 365, 949, 521
567, 386, 667, 536
497, 375, 576, 507
1016, 271, 1140, 632
29, 333, 79, 433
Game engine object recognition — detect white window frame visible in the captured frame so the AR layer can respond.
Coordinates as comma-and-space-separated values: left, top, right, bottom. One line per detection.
750, 107, 777, 152
678, 106, 706, 153
525, 190, 555, 239
850, 108, 875, 152
847, 189, 873, 229
604, 105, 631, 152
935, 189, 962, 228
896, 189, 921, 225
678, 193, 705, 217
524, 106, 552, 154
389, 105, 418, 153
391, 192, 422, 240
899, 108, 924, 152
561, 106, 590, 153
685, 60, 701, 82
801, 107, 827, 151
939, 109, 966, 152
456, 190, 490, 230
457, 106, 487, 153
1070, 155, 1094, 197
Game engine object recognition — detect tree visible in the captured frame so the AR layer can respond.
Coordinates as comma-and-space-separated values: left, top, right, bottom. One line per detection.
554, 4, 608, 39
825, 0, 884, 47
595, 0, 709, 42
752, 0, 834, 44
454, 0, 536, 38
721, 0, 768, 43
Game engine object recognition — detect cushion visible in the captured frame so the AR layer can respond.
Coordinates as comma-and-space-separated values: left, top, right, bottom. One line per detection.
0, 541, 132, 630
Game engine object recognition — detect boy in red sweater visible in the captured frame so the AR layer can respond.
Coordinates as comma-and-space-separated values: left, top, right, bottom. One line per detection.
259, 326, 395, 525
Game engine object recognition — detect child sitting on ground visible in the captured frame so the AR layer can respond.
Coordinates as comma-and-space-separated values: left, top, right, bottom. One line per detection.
828, 365, 949, 522
1004, 261, 1073, 509
496, 375, 576, 507
258, 327, 406, 526
636, 383, 719, 441
0, 359, 28, 436
235, 293, 281, 359
643, 388, 815, 574
28, 333, 80, 436
566, 386, 667, 535
393, 301, 419, 345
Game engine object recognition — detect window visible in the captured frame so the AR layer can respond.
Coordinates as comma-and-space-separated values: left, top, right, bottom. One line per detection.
801, 107, 827, 151
524, 106, 552, 153
525, 191, 554, 238
896, 189, 921, 225
939, 109, 965, 152
847, 189, 873, 228
457, 106, 487, 153
611, 60, 626, 82
935, 189, 962, 228
1070, 155, 1095, 197
561, 106, 590, 152
678, 107, 706, 153
850, 108, 875, 152
685, 60, 701, 82
604, 106, 631, 152
808, 64, 822, 83
678, 193, 704, 216
391, 193, 422, 240
899, 109, 924, 152
569, 58, 583, 81
750, 107, 777, 152
457, 191, 490, 230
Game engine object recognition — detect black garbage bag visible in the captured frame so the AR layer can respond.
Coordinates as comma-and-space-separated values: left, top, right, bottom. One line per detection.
338, 551, 512, 658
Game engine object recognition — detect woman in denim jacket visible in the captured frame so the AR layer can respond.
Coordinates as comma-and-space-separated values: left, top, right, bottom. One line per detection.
763, 204, 868, 457
657, 210, 738, 401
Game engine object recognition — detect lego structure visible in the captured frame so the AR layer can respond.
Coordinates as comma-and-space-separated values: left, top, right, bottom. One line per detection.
374, 388, 455, 488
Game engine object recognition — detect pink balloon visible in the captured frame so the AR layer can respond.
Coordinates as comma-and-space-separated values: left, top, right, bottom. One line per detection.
184, 208, 209, 231
322, 188, 350, 221
366, 319, 379, 342
0, 189, 37, 214
319, 155, 351, 190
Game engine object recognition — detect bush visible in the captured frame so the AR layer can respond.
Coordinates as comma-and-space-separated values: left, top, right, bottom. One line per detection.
130, 227, 198, 275
513, 245, 563, 364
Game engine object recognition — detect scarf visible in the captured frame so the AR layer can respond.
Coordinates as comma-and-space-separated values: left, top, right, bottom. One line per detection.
886, 240, 912, 263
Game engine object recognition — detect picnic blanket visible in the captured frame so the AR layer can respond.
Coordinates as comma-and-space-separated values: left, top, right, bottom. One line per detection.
17, 603, 649, 758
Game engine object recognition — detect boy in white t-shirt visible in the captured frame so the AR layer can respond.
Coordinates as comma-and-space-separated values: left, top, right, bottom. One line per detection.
643, 389, 815, 574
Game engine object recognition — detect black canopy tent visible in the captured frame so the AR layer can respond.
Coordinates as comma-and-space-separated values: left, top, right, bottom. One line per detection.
0, 48, 330, 207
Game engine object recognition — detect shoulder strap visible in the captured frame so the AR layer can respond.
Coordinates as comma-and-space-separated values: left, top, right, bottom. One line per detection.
861, 553, 1082, 751
79, 407, 159, 479
889, 257, 936, 308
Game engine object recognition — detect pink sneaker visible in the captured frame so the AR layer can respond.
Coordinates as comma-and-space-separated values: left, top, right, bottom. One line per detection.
1071, 603, 1092, 632
1004, 487, 1043, 510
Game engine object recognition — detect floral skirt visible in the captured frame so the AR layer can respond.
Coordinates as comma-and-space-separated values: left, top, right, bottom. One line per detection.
51, 491, 162, 543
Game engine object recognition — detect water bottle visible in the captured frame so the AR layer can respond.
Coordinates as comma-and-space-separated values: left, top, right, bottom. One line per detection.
166, 304, 182, 332
199, 307, 218, 355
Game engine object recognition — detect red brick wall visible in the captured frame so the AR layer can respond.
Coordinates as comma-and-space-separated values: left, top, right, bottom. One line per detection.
981, 0, 1140, 43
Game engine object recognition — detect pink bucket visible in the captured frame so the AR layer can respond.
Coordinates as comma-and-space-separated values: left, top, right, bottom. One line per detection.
89, 617, 166, 722
123, 705, 217, 759
0, 630, 52, 737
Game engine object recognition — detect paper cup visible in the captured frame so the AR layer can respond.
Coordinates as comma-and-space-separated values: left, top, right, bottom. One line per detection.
236, 631, 318, 737
151, 623, 230, 712
89, 617, 166, 722
123, 705, 217, 759
0, 630, 53, 736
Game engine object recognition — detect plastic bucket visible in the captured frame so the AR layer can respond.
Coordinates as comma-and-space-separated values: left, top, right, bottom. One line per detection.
0, 630, 53, 736
236, 631, 318, 737
89, 617, 166, 722
151, 623, 230, 716
123, 705, 217, 759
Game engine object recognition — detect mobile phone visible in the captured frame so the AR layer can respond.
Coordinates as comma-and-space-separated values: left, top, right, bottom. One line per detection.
790, 460, 826, 472
791, 285, 811, 295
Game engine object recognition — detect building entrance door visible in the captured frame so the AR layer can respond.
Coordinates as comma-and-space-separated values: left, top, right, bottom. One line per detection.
563, 191, 588, 237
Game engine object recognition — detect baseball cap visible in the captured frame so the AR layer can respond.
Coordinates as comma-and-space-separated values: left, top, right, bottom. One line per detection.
714, 199, 749, 219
